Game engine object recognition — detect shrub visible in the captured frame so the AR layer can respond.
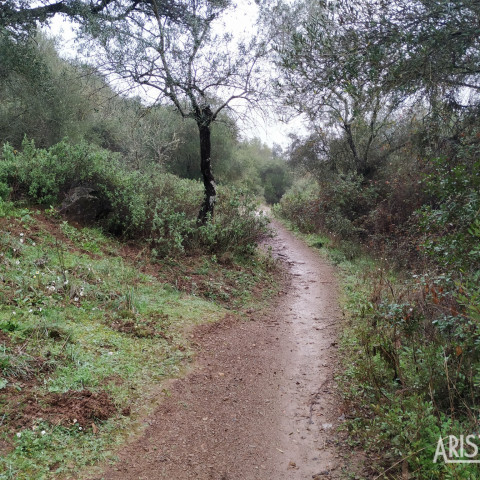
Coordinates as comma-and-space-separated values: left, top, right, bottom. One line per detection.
277, 174, 378, 239
0, 138, 269, 258
197, 186, 271, 256
275, 177, 322, 233
339, 260, 480, 478
150, 198, 196, 258
416, 156, 480, 274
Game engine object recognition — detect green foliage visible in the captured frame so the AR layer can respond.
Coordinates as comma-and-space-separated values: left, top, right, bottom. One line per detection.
358, 0, 480, 94
270, 0, 404, 177
198, 187, 270, 256
417, 156, 480, 274
150, 198, 195, 258
260, 159, 292, 204
1, 138, 269, 257
277, 174, 378, 238
0, 34, 94, 148
334, 254, 480, 479
274, 177, 321, 233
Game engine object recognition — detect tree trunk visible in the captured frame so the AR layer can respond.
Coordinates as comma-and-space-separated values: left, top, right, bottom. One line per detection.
343, 122, 362, 174
197, 123, 216, 224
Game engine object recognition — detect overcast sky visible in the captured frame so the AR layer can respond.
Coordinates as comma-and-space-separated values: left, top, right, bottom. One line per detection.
44, 1, 307, 149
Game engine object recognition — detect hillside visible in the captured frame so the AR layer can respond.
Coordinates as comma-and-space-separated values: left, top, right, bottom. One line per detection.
0, 204, 276, 478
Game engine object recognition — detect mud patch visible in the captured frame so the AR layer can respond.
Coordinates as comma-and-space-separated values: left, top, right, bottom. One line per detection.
11, 390, 117, 430
0, 438, 13, 456
0, 330, 11, 346
47, 390, 117, 426
108, 312, 172, 340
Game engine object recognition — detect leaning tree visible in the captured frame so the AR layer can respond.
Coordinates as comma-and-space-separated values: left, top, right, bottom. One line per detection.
83, 0, 266, 222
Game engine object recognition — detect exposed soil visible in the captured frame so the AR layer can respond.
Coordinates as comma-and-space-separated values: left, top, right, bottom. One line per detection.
0, 330, 11, 346
9, 389, 117, 430
87, 218, 359, 480
107, 311, 173, 340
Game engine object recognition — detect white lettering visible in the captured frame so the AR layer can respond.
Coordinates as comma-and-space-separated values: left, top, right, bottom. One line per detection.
449, 435, 460, 458
466, 435, 479, 458
433, 436, 448, 463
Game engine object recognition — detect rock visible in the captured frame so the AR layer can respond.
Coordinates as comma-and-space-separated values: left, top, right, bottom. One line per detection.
59, 186, 111, 224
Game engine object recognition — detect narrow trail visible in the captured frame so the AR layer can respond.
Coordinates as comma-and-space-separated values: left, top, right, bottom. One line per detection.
91, 218, 346, 480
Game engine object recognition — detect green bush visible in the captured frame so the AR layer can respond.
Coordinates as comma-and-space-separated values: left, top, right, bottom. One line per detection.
198, 187, 270, 255
416, 156, 480, 274
338, 259, 480, 478
277, 174, 378, 239
0, 138, 269, 258
275, 177, 322, 233
150, 198, 196, 258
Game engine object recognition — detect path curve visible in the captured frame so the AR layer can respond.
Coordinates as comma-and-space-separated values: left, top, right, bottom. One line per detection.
91, 218, 344, 480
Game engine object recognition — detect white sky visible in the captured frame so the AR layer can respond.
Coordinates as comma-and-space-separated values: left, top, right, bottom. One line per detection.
44, 1, 307, 149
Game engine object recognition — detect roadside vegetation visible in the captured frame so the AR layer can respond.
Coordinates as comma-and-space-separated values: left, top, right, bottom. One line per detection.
270, 0, 480, 477
0, 18, 281, 480
3, 0, 480, 478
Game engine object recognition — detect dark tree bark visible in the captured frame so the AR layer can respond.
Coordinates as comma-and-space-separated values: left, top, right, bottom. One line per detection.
343, 122, 361, 172
1, 0, 181, 32
197, 119, 216, 224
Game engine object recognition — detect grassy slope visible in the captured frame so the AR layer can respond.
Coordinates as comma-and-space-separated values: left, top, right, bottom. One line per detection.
0, 203, 276, 480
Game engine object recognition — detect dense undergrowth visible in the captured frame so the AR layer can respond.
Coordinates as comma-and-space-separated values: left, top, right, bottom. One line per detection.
275, 151, 480, 478
0, 138, 270, 258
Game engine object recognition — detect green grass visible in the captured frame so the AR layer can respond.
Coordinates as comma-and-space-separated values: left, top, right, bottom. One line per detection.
0, 204, 274, 479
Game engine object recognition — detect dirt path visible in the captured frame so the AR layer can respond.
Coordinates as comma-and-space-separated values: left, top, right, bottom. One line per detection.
91, 219, 346, 480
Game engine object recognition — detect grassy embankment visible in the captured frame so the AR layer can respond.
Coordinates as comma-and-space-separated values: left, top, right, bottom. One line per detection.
0, 201, 276, 479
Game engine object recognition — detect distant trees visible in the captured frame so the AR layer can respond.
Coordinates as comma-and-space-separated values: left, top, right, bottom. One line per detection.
0, 34, 84, 147
0, 29, 280, 207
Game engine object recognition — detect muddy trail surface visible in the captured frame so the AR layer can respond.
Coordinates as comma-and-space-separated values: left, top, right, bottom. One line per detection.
91, 219, 348, 480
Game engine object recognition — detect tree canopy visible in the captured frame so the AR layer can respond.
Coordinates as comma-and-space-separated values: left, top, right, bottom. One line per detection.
86, 0, 266, 220
0, 0, 184, 33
